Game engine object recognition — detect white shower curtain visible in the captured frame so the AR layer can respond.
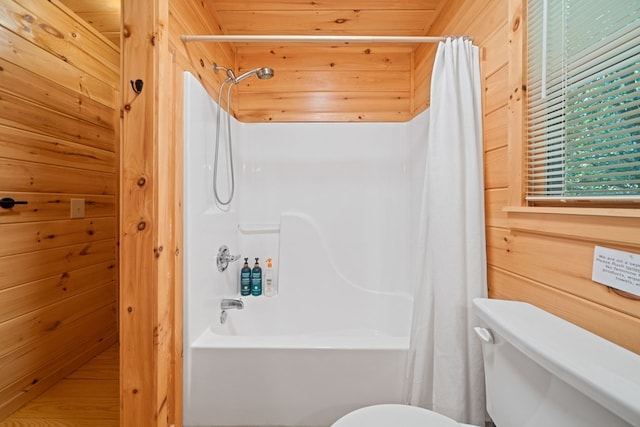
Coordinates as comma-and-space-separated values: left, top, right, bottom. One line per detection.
405, 37, 487, 426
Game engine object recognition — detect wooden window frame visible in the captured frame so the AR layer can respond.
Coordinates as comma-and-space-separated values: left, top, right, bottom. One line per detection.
505, 0, 640, 247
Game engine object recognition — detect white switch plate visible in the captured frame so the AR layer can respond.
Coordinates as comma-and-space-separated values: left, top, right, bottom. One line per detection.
70, 198, 85, 219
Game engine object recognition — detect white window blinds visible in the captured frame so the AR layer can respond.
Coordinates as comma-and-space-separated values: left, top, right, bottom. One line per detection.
526, 0, 640, 200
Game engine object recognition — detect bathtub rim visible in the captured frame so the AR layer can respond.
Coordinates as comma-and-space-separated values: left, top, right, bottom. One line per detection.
192, 327, 410, 351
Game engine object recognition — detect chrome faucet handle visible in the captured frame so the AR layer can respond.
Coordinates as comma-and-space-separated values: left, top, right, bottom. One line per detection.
216, 245, 241, 272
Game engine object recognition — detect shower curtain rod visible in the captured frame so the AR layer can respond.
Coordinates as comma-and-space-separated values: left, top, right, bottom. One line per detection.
181, 34, 462, 43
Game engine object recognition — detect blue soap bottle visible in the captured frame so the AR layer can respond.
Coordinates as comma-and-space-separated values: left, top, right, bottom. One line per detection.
251, 257, 262, 296
240, 257, 251, 296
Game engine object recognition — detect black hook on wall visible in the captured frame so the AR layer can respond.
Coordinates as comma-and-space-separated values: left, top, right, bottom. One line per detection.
130, 79, 144, 94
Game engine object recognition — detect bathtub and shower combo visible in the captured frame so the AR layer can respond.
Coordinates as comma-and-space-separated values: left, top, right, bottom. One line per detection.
182, 70, 430, 426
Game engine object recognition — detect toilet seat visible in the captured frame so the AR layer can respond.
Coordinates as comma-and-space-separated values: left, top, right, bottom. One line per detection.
331, 404, 467, 427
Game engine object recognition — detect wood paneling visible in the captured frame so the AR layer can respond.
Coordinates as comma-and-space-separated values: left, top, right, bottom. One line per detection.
0, 59, 117, 130
0, 32, 116, 107
0, 159, 114, 195
168, 0, 235, 109
0, 193, 115, 224
238, 91, 412, 122
121, 0, 182, 424
210, 0, 442, 35
484, 65, 509, 115
211, 1, 443, 11
236, 45, 413, 122
0, 0, 118, 420
0, 283, 115, 357
0, 262, 115, 320
486, 228, 640, 319
57, 0, 120, 47
0, 0, 118, 81
484, 146, 508, 189
0, 127, 115, 174
215, 10, 437, 35
0, 219, 115, 257
485, 189, 509, 229
483, 105, 508, 152
0, 240, 116, 290
237, 46, 413, 72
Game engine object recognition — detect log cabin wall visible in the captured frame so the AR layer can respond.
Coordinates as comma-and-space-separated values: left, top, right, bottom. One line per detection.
412, 0, 640, 353
0, 0, 119, 419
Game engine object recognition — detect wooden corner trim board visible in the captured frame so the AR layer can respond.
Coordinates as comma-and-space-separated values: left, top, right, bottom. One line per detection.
121, 0, 177, 426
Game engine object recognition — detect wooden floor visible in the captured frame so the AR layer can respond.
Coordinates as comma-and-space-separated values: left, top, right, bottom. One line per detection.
0, 343, 119, 427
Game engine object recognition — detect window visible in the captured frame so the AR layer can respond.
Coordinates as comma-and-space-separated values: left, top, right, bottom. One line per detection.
526, 0, 640, 202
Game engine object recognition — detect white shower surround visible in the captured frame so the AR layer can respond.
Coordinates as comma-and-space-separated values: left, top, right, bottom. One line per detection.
183, 72, 428, 426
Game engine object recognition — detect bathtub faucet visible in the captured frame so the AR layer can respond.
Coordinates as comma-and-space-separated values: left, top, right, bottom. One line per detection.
221, 298, 244, 310
220, 298, 243, 324
216, 244, 241, 272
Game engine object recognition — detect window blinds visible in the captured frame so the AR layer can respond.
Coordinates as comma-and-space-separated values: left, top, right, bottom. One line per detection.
526, 0, 640, 200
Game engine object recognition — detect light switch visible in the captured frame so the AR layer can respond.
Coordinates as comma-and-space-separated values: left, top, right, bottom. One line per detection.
70, 198, 85, 218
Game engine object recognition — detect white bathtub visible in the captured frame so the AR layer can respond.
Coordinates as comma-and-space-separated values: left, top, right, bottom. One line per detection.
185, 298, 411, 427
183, 212, 413, 426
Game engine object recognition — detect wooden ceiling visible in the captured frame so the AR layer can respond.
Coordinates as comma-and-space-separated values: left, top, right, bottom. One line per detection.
59, 1, 449, 48
58, 0, 120, 47
208, 1, 447, 36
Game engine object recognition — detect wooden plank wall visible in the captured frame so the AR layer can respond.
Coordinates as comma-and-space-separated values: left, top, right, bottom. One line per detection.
235, 44, 413, 122
413, 0, 640, 353
58, 0, 121, 47
0, 0, 119, 419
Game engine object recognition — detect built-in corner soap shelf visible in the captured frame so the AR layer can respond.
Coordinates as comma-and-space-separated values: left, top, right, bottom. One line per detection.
237, 224, 281, 234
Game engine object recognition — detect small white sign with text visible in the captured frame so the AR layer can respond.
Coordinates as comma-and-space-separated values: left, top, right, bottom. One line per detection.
592, 246, 640, 297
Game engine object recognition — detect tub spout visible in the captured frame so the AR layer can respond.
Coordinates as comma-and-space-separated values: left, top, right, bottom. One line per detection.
221, 298, 244, 310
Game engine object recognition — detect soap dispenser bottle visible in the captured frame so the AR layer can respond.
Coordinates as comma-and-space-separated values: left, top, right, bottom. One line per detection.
263, 258, 276, 297
240, 258, 251, 296
251, 258, 262, 296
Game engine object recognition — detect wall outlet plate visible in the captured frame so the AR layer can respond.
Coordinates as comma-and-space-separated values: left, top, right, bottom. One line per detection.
70, 198, 85, 218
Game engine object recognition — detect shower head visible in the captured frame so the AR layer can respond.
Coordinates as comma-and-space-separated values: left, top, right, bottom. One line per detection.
214, 63, 275, 84
255, 67, 275, 80
233, 67, 275, 84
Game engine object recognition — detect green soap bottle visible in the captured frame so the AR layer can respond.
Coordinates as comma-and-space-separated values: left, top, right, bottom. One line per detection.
240, 258, 251, 296
251, 258, 262, 296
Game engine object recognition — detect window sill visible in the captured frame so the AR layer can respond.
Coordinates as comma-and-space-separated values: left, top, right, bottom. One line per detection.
503, 206, 640, 246
504, 206, 640, 218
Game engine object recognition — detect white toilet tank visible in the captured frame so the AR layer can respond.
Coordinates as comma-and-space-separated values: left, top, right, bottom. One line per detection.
473, 298, 640, 427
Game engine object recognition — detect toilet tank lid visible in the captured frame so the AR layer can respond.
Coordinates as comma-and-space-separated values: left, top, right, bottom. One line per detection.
473, 298, 640, 427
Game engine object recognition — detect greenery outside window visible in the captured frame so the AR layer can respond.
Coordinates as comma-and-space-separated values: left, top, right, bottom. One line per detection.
526, 0, 640, 203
